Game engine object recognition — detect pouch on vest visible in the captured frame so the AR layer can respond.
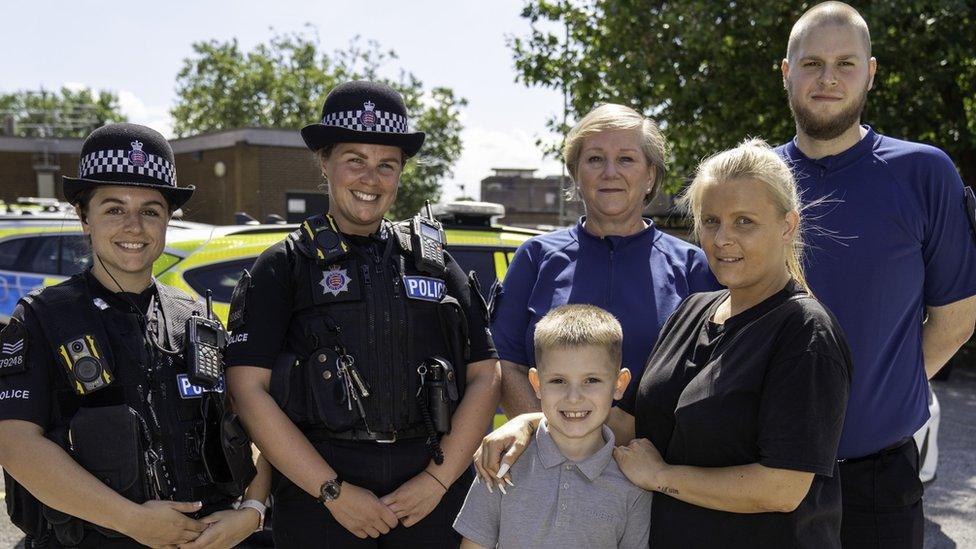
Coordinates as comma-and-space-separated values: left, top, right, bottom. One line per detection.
69, 404, 151, 505
437, 296, 469, 396
4, 468, 46, 539
199, 393, 255, 496
270, 351, 308, 423
307, 347, 359, 432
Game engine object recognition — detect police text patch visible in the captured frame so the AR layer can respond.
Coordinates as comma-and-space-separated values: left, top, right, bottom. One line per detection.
403, 276, 446, 302
176, 373, 225, 399
0, 318, 28, 376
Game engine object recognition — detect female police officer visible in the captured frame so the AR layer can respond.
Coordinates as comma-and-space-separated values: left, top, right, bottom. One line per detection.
226, 80, 500, 548
0, 123, 268, 548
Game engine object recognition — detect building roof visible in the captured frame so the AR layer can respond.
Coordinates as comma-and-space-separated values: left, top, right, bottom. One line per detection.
0, 127, 305, 154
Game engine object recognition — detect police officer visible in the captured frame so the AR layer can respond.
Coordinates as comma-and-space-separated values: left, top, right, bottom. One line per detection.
0, 123, 268, 549
225, 80, 500, 548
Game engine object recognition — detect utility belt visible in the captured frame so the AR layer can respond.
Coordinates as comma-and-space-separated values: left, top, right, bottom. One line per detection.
304, 424, 429, 444
272, 350, 459, 462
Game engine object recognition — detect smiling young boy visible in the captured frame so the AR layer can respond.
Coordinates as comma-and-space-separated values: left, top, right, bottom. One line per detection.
454, 304, 651, 548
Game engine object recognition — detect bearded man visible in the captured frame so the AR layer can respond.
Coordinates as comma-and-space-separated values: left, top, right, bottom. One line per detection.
776, 3, 976, 548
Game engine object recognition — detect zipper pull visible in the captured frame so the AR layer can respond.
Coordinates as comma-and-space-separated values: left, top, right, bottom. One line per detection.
361, 264, 372, 286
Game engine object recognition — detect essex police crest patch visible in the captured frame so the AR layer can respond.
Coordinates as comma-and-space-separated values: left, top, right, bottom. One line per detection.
128, 140, 147, 167
360, 100, 377, 128
321, 265, 351, 296
403, 276, 445, 302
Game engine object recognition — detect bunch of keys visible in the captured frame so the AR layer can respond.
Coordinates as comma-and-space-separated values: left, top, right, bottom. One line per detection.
337, 352, 370, 422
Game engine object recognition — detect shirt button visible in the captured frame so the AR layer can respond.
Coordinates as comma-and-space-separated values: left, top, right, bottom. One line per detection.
565, 464, 572, 470
561, 504, 567, 510
562, 483, 569, 489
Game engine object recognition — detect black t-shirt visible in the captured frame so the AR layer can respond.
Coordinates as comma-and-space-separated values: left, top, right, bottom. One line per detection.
620, 281, 852, 548
225, 228, 496, 369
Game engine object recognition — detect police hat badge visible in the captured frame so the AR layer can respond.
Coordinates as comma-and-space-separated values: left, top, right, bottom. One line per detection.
359, 101, 377, 128
128, 140, 148, 167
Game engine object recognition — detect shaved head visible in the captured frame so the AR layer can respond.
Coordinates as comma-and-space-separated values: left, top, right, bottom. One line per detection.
787, 2, 871, 62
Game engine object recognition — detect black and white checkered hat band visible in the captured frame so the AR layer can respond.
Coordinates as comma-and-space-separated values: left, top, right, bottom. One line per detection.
78, 149, 177, 186
321, 108, 409, 133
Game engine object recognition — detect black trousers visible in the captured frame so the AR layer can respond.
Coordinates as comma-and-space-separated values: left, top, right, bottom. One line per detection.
839, 438, 924, 549
272, 437, 471, 549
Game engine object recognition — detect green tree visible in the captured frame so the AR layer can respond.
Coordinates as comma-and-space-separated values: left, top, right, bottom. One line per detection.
511, 1, 976, 190
0, 87, 125, 138
172, 29, 467, 219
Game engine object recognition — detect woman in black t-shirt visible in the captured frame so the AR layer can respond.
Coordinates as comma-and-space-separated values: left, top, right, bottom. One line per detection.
477, 139, 851, 548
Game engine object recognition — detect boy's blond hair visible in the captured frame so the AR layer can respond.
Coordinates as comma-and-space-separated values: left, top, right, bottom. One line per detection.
533, 304, 623, 368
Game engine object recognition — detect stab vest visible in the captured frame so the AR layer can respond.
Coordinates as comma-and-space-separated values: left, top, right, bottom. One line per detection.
270, 216, 469, 435
5, 274, 253, 544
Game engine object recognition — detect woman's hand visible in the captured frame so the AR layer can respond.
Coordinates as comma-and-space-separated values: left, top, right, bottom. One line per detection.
121, 500, 208, 548
324, 482, 399, 539
380, 470, 447, 527
178, 508, 259, 549
613, 438, 668, 492
472, 413, 540, 491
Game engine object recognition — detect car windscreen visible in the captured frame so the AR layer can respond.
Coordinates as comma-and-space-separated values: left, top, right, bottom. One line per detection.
182, 258, 257, 303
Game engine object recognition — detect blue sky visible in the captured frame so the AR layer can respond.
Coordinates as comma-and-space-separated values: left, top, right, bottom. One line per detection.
2, 0, 565, 199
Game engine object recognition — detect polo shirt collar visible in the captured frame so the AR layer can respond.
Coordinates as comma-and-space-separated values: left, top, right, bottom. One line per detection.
571, 216, 658, 250
535, 418, 617, 481
784, 125, 878, 173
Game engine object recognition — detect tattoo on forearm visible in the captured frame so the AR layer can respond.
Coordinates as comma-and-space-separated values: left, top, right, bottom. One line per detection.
658, 486, 679, 496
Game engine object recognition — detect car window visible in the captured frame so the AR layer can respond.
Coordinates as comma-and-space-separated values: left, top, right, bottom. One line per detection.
0, 238, 28, 270
183, 258, 257, 303
61, 235, 91, 275
446, 247, 510, 291
28, 237, 60, 275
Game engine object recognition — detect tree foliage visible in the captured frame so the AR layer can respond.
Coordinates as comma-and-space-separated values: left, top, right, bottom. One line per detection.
511, 1, 976, 189
172, 29, 467, 219
0, 87, 125, 138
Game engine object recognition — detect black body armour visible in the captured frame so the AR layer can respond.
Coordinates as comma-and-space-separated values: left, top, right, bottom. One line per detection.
270, 215, 468, 438
5, 275, 253, 545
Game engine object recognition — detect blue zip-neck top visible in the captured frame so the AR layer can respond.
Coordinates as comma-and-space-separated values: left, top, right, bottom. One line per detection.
778, 127, 976, 458
491, 217, 719, 404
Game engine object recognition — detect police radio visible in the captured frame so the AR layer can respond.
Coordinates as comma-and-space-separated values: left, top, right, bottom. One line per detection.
411, 201, 446, 275
59, 335, 113, 395
185, 290, 226, 389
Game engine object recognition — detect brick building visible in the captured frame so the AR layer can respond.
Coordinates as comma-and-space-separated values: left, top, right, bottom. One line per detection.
480, 168, 674, 229
0, 128, 326, 224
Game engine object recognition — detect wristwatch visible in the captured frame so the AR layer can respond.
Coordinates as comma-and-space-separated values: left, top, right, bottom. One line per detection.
318, 477, 343, 504
237, 499, 267, 532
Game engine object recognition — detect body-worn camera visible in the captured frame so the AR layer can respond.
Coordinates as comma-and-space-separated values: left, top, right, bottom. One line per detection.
186, 291, 226, 389
59, 335, 113, 394
410, 201, 446, 275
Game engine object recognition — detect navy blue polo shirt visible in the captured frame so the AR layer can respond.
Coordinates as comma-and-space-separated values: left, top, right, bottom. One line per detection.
778, 127, 976, 459
491, 217, 719, 404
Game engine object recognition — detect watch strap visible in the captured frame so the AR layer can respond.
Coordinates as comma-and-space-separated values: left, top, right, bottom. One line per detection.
237, 499, 266, 532
318, 477, 344, 504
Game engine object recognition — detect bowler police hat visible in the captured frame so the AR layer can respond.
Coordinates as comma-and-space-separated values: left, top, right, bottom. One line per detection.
62, 123, 194, 210
300, 80, 425, 158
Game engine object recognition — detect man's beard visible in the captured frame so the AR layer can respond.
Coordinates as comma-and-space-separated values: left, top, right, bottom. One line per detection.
787, 84, 868, 140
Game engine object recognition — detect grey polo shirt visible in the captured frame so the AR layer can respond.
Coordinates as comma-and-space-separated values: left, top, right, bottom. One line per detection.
454, 420, 651, 548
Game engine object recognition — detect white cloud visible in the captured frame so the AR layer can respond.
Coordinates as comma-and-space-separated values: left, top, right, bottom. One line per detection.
441, 126, 563, 201
116, 90, 174, 138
